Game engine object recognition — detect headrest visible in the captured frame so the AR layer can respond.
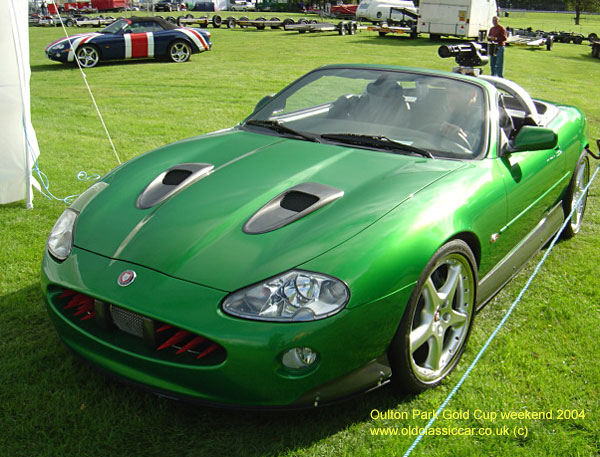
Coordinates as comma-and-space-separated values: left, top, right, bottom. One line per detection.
365, 78, 404, 98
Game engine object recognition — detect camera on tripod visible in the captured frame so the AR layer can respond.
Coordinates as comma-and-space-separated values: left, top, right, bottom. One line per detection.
438, 42, 490, 76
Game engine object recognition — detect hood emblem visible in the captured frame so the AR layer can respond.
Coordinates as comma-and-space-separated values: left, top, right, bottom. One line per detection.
118, 270, 136, 287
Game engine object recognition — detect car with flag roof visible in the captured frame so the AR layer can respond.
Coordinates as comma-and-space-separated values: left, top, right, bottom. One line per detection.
44, 16, 211, 68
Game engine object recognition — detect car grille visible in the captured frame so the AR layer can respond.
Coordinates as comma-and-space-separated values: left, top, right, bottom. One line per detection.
110, 305, 146, 338
56, 288, 226, 365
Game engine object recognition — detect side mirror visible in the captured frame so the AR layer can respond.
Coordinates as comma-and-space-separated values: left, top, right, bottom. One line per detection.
253, 94, 274, 113
510, 126, 558, 153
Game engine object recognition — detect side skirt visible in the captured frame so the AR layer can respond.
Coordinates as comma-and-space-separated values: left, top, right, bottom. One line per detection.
476, 202, 564, 311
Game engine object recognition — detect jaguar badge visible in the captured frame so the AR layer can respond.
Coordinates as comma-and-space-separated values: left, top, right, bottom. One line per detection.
118, 270, 136, 287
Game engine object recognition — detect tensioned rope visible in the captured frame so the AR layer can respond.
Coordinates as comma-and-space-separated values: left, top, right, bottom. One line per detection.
32, 2, 121, 204
48, 0, 121, 165
402, 161, 600, 457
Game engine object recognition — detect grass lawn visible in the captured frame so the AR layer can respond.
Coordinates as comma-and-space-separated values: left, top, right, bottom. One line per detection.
0, 10, 599, 457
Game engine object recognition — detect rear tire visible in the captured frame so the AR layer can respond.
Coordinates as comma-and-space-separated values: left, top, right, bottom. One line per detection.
561, 152, 590, 239
388, 240, 477, 394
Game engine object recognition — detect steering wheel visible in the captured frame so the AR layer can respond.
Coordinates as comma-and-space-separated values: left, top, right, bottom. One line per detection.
421, 122, 473, 153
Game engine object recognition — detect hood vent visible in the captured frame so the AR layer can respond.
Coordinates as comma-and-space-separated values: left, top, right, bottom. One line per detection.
137, 163, 214, 209
280, 191, 320, 212
243, 182, 344, 234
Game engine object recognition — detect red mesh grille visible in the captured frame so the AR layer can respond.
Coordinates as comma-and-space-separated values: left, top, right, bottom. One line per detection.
57, 288, 225, 364
61, 290, 95, 321
155, 325, 221, 360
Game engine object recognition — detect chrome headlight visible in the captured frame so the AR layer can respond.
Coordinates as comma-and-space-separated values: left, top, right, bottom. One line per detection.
47, 208, 78, 261
53, 43, 66, 50
46, 181, 109, 261
222, 270, 350, 322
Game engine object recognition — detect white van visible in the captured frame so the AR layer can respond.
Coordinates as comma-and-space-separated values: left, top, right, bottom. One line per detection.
417, 0, 498, 39
356, 0, 418, 24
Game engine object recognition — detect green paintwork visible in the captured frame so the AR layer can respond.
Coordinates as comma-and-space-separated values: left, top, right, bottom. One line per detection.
42, 65, 590, 408
512, 126, 558, 152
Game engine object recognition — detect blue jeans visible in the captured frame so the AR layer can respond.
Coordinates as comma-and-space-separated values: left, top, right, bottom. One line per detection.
490, 46, 505, 78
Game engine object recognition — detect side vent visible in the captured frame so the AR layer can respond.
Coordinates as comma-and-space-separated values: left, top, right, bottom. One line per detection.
137, 163, 214, 209
243, 182, 344, 234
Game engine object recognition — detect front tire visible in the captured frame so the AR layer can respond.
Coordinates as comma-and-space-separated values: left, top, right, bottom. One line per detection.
562, 152, 590, 239
168, 40, 192, 63
388, 240, 477, 393
75, 44, 100, 68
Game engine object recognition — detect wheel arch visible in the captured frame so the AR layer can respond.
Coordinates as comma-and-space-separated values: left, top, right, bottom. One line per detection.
167, 36, 197, 53
447, 231, 481, 271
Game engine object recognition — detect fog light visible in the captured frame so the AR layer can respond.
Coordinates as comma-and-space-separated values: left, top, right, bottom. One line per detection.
282, 347, 318, 370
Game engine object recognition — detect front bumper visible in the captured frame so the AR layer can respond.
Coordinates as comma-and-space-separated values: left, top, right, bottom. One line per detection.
42, 247, 407, 408
45, 49, 70, 63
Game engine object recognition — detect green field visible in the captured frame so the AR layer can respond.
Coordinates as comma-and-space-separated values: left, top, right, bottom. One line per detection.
0, 10, 599, 457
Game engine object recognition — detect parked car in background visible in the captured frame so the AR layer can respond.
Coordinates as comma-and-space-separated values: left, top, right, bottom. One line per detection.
230, 1, 256, 11
155, 0, 184, 11
44, 16, 211, 68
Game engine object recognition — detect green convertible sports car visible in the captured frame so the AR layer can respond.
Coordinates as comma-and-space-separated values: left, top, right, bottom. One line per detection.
42, 64, 595, 409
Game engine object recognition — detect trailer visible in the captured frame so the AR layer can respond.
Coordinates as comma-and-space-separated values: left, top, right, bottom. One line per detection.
368, 23, 417, 38
36, 15, 61, 26
366, 6, 418, 37
417, 0, 497, 40
285, 20, 359, 35
229, 16, 294, 29
75, 15, 116, 27
91, 0, 127, 12
506, 29, 553, 50
176, 14, 224, 27
549, 31, 585, 44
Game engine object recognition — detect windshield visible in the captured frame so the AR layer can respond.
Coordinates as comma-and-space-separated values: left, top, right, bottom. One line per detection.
100, 18, 128, 34
246, 68, 488, 159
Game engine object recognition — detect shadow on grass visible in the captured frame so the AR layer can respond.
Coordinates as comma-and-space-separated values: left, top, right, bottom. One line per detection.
2, 283, 415, 457
351, 36, 469, 48
31, 57, 190, 73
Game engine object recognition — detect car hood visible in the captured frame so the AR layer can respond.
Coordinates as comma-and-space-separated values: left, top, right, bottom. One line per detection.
45, 33, 98, 51
74, 129, 466, 291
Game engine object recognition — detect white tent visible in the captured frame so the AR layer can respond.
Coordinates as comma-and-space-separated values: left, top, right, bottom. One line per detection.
1, 0, 40, 208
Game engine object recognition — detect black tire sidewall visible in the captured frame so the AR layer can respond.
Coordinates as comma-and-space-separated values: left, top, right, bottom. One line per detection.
168, 40, 191, 62
561, 151, 590, 239
388, 239, 477, 394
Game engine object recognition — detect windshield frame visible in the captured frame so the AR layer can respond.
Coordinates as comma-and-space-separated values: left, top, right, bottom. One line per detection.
100, 18, 129, 34
243, 66, 491, 161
